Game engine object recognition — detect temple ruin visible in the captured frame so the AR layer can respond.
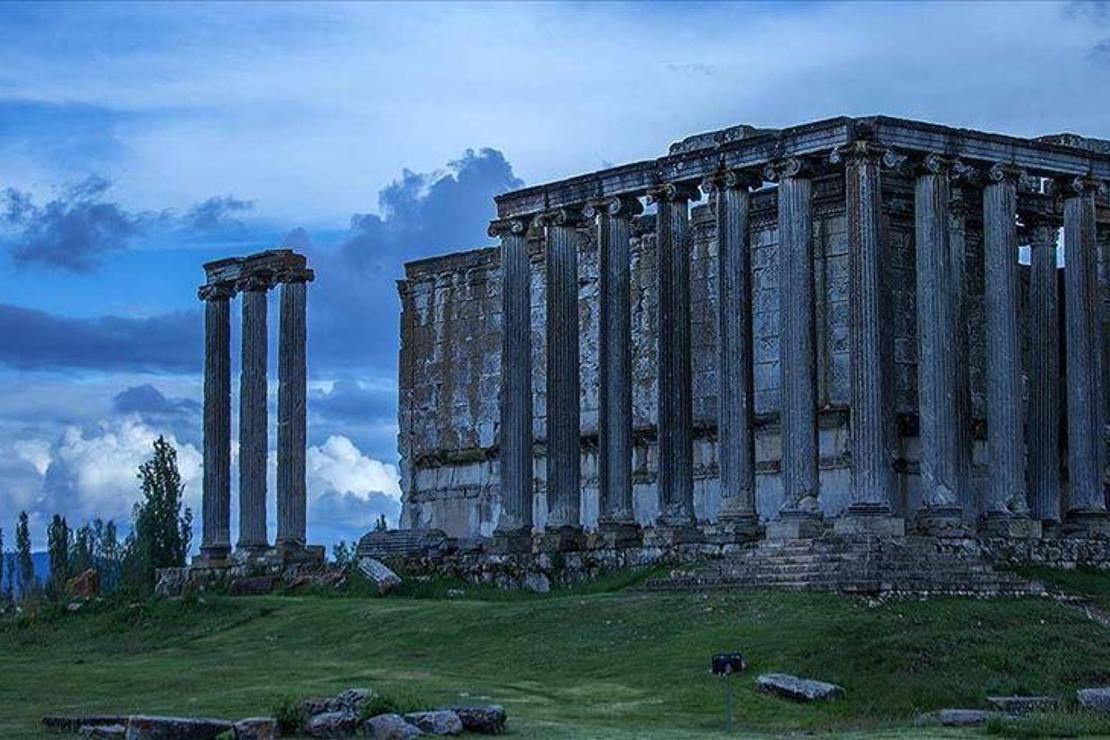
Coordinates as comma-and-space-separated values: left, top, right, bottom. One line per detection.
396, 116, 1110, 561
194, 249, 321, 567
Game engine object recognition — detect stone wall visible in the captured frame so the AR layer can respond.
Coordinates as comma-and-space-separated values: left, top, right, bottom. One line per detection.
397, 177, 1002, 538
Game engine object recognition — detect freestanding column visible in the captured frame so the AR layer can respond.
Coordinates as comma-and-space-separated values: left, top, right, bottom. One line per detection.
198, 283, 234, 562
650, 183, 697, 530
842, 143, 896, 518
1028, 218, 1061, 523
237, 275, 271, 552
704, 171, 761, 534
981, 164, 1030, 525
589, 195, 643, 540
277, 270, 313, 549
914, 155, 963, 525
1062, 177, 1108, 530
492, 218, 534, 547
765, 158, 821, 535
542, 209, 584, 537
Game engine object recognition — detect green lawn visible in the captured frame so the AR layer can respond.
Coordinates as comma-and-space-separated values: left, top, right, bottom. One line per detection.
3, 576, 1110, 738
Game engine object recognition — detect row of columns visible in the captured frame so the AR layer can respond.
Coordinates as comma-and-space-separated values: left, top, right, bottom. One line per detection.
492, 148, 1107, 545
198, 265, 313, 562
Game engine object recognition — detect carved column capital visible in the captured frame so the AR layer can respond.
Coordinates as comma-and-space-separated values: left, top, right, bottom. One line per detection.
699, 169, 762, 196
762, 156, 813, 182
538, 206, 588, 228
236, 271, 276, 293
583, 194, 643, 220
1057, 174, 1104, 197
198, 282, 236, 301
488, 217, 531, 239
829, 140, 898, 167
645, 181, 699, 204
275, 267, 315, 285
986, 162, 1025, 184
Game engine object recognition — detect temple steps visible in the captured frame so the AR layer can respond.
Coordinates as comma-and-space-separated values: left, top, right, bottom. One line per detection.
641, 534, 1045, 597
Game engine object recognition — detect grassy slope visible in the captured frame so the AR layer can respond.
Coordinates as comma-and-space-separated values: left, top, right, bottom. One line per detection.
3, 581, 1110, 738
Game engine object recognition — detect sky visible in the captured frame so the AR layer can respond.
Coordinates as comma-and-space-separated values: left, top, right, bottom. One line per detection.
0, 0, 1107, 552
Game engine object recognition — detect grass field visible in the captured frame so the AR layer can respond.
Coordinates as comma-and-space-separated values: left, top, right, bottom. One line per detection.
3, 571, 1110, 738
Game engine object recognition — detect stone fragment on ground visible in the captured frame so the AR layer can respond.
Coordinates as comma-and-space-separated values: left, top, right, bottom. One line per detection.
357, 557, 402, 595
914, 709, 1002, 727
67, 568, 100, 597
79, 725, 126, 738
301, 687, 375, 718
445, 705, 507, 735
303, 710, 360, 738
43, 714, 128, 733
756, 673, 844, 703
403, 710, 462, 735
1077, 687, 1110, 714
232, 716, 275, 740
362, 713, 423, 739
227, 576, 274, 597
124, 715, 234, 739
986, 695, 1060, 715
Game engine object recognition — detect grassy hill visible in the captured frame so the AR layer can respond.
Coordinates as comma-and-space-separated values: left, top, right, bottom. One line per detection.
2, 570, 1110, 738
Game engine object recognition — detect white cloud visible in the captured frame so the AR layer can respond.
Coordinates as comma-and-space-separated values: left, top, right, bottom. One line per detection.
307, 435, 401, 503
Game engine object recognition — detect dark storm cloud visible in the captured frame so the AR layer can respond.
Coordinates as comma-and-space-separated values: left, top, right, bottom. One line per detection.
113, 384, 200, 417
310, 380, 395, 423
0, 303, 200, 372
184, 195, 255, 231
1, 176, 147, 272
310, 147, 522, 374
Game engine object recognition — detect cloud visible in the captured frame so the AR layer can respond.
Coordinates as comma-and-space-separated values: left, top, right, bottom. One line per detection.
184, 195, 255, 231
113, 384, 201, 419
306, 434, 402, 545
1, 176, 147, 272
0, 303, 200, 372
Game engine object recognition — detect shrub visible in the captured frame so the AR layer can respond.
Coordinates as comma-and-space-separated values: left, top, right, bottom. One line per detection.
360, 689, 429, 719
272, 695, 304, 735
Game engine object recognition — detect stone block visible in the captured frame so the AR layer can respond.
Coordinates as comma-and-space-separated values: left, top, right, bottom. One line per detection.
303, 710, 360, 738
1077, 687, 1110, 714
986, 696, 1060, 715
362, 713, 422, 739
979, 514, 1042, 540
357, 558, 403, 595
1063, 513, 1110, 538
592, 521, 643, 549
404, 710, 463, 735
833, 514, 905, 538
642, 524, 705, 547
80, 726, 125, 739
914, 709, 1001, 727
43, 716, 128, 734
124, 715, 234, 739
533, 527, 586, 552
443, 706, 506, 735
701, 519, 761, 545
232, 717, 275, 740
489, 530, 533, 554
765, 513, 823, 541
914, 508, 973, 538
227, 576, 274, 597
756, 673, 844, 702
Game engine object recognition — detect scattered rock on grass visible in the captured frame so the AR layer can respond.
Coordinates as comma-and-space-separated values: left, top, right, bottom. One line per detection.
79, 725, 125, 738
756, 674, 844, 703
304, 710, 360, 738
357, 558, 403, 595
914, 709, 1001, 727
43, 715, 128, 733
124, 715, 234, 738
1078, 687, 1110, 714
232, 717, 276, 740
445, 705, 507, 735
986, 695, 1060, 715
362, 713, 423, 739
403, 710, 462, 735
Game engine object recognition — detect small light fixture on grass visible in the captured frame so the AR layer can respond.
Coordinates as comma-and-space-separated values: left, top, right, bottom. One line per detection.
711, 653, 746, 733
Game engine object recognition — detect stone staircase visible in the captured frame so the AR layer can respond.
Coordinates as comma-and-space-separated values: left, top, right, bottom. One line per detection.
642, 534, 1045, 597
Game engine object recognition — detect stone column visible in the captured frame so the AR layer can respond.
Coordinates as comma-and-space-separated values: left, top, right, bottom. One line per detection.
1027, 217, 1061, 523
765, 158, 821, 538
948, 186, 974, 512
839, 143, 898, 530
541, 209, 584, 545
703, 170, 761, 537
650, 182, 699, 535
980, 165, 1034, 534
198, 283, 234, 563
1062, 177, 1108, 532
277, 270, 313, 550
237, 274, 271, 553
492, 218, 534, 549
589, 194, 643, 544
914, 155, 963, 528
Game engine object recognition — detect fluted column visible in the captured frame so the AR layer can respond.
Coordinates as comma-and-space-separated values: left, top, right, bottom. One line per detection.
766, 158, 820, 518
981, 164, 1029, 519
492, 218, 534, 544
542, 209, 584, 533
589, 195, 643, 534
199, 283, 233, 562
650, 183, 697, 528
703, 170, 761, 530
277, 270, 313, 548
841, 143, 895, 513
914, 155, 962, 520
949, 187, 974, 510
1028, 218, 1061, 523
1062, 177, 1107, 526
237, 274, 271, 552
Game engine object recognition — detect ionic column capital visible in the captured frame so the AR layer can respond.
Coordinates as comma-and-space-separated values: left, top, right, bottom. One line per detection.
275, 267, 315, 285
537, 207, 587, 228
1056, 174, 1104, 197
762, 156, 813, 182
583, 194, 644, 220
699, 169, 762, 195
236, 271, 276, 293
830, 140, 899, 168
198, 282, 236, 302
488, 217, 532, 239
646, 181, 699, 204
986, 162, 1026, 185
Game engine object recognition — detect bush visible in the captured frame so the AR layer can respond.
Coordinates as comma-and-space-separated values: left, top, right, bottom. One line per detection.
272, 695, 304, 735
360, 689, 430, 719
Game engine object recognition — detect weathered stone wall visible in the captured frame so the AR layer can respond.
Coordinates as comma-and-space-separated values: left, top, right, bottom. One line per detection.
398, 179, 998, 538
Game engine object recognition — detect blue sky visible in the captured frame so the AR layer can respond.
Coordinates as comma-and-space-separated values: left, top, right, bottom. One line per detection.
0, 0, 1107, 550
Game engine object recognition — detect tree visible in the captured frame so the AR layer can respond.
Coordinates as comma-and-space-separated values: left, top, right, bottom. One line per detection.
2, 553, 13, 605
16, 511, 34, 597
69, 521, 95, 576
47, 514, 71, 598
122, 436, 193, 592
96, 519, 121, 593
332, 541, 356, 568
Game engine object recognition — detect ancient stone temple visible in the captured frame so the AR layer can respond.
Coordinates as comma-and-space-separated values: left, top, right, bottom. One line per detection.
193, 249, 322, 567
396, 116, 1110, 559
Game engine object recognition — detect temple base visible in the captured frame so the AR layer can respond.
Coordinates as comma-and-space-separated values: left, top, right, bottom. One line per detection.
1062, 511, 1110, 538
702, 516, 761, 544
535, 526, 587, 552
766, 510, 823, 541
192, 546, 231, 568
590, 521, 643, 549
979, 512, 1042, 539
834, 505, 905, 537
490, 528, 535, 554
914, 507, 972, 538
642, 523, 704, 547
